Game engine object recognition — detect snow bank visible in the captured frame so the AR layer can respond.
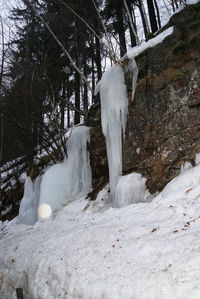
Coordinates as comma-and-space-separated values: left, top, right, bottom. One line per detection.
2, 164, 200, 298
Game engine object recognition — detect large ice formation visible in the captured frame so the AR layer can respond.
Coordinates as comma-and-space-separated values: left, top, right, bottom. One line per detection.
19, 126, 92, 224
96, 61, 138, 206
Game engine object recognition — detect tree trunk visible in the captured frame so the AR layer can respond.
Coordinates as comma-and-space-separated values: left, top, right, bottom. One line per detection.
83, 61, 88, 116
126, 0, 137, 47
138, 0, 149, 39
74, 71, 80, 125
61, 79, 65, 129
146, 0, 158, 33
153, 0, 161, 29
115, 3, 127, 57
95, 34, 102, 81
92, 57, 95, 104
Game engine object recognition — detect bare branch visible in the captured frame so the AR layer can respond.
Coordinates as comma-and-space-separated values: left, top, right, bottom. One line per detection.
123, 0, 140, 45
58, 96, 87, 116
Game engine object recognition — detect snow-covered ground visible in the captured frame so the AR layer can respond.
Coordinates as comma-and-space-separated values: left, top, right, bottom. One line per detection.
1, 161, 200, 298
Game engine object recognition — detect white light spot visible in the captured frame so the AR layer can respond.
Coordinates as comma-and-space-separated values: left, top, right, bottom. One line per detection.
38, 204, 52, 219
136, 148, 140, 155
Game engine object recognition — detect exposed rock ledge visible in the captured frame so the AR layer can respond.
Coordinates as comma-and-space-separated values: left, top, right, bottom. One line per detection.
87, 3, 200, 195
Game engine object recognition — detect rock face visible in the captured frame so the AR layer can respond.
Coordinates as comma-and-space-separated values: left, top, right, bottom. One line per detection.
87, 3, 200, 195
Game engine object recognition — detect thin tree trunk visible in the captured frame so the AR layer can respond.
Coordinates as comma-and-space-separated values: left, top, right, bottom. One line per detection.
146, 0, 158, 33
74, 71, 80, 125
0, 113, 3, 165
66, 76, 71, 128
115, 3, 127, 57
123, 0, 140, 46
138, 0, 149, 39
95, 34, 102, 81
74, 19, 81, 125
61, 79, 65, 129
153, 0, 161, 29
92, 57, 95, 104
0, 17, 5, 93
83, 61, 88, 117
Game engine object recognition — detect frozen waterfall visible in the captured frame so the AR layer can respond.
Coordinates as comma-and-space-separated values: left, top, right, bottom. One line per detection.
19, 126, 92, 224
96, 60, 138, 206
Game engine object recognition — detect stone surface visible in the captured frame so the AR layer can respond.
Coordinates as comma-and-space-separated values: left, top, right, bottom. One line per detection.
87, 3, 200, 195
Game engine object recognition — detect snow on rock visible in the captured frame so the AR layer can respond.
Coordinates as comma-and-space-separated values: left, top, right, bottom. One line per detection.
125, 26, 174, 60
186, 0, 199, 4
96, 63, 129, 201
114, 173, 151, 208
38, 126, 92, 217
2, 164, 200, 298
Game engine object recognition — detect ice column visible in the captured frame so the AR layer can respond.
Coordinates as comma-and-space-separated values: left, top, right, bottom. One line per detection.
96, 61, 138, 203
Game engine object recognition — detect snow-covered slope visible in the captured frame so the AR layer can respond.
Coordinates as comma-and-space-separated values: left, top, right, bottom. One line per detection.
1, 162, 200, 298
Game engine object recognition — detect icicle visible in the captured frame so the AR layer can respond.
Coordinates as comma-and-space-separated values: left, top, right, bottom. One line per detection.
97, 60, 138, 206
99, 64, 128, 199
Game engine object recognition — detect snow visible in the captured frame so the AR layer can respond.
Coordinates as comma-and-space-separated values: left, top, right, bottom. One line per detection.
186, 0, 199, 5
180, 161, 193, 173
2, 163, 200, 298
125, 26, 174, 60
195, 153, 200, 165
114, 173, 151, 208
96, 63, 129, 201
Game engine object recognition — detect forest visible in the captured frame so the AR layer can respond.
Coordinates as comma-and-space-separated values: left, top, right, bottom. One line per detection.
0, 0, 178, 168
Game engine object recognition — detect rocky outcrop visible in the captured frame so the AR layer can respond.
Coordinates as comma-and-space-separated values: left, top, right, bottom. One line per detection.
87, 3, 200, 195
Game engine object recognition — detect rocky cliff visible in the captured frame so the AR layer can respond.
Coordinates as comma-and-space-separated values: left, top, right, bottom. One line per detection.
87, 2, 200, 196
